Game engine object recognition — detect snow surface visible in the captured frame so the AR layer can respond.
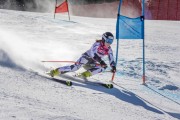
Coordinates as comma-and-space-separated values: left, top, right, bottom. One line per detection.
0, 9, 180, 120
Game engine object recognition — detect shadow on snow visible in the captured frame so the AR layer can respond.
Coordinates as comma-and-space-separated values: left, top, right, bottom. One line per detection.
39, 74, 180, 119
55, 75, 163, 113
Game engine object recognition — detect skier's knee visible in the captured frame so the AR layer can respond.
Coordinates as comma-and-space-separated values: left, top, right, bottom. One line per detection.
70, 64, 81, 71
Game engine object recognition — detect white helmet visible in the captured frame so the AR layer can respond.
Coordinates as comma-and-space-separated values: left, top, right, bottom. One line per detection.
102, 32, 114, 44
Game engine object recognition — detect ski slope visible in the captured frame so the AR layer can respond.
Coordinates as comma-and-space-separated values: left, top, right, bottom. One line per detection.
0, 9, 180, 120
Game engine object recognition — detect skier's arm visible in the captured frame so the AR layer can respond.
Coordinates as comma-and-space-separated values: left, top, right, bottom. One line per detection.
108, 48, 116, 72
93, 53, 102, 63
108, 48, 116, 66
94, 53, 107, 67
90, 42, 107, 67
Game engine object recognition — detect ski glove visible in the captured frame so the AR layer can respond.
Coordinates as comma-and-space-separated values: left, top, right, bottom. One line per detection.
111, 66, 116, 73
100, 60, 107, 68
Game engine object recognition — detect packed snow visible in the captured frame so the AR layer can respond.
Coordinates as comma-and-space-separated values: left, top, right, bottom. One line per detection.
0, 9, 180, 120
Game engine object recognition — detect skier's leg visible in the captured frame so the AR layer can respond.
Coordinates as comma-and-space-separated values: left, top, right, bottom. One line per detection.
80, 66, 106, 78
50, 56, 89, 77
49, 57, 86, 77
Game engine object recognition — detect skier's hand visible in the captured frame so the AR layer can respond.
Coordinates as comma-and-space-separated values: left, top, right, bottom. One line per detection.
111, 66, 116, 73
100, 61, 107, 68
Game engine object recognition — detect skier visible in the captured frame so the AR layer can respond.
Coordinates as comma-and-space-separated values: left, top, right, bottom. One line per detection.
49, 32, 116, 78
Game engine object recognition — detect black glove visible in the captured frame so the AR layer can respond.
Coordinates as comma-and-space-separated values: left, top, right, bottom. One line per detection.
100, 61, 107, 68
111, 66, 116, 73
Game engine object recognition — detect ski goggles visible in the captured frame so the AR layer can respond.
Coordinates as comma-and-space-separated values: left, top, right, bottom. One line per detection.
105, 38, 113, 44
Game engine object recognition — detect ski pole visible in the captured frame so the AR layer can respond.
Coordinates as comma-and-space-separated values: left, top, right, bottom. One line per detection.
111, 72, 115, 82
41, 60, 77, 63
41, 60, 101, 66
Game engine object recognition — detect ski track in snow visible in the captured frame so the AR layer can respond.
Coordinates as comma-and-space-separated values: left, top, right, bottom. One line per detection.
0, 9, 180, 120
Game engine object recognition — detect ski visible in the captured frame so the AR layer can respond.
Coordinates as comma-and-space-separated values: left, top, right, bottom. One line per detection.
43, 72, 112, 88
84, 80, 113, 89
73, 74, 113, 89
51, 77, 72, 86
45, 72, 72, 86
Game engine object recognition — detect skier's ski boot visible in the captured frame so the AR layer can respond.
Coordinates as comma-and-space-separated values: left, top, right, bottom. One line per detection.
79, 71, 92, 79
49, 68, 60, 77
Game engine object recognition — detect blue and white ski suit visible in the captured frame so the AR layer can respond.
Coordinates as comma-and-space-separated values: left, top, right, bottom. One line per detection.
58, 41, 116, 75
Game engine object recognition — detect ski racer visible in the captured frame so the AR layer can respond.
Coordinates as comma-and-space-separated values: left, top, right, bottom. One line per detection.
50, 32, 116, 78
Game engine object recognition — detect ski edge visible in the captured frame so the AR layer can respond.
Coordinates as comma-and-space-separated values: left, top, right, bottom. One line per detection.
45, 72, 73, 86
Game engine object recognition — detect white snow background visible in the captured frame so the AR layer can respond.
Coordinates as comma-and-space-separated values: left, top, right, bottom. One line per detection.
0, 9, 180, 120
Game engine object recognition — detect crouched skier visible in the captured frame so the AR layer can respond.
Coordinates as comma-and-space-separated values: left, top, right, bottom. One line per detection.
50, 32, 116, 78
